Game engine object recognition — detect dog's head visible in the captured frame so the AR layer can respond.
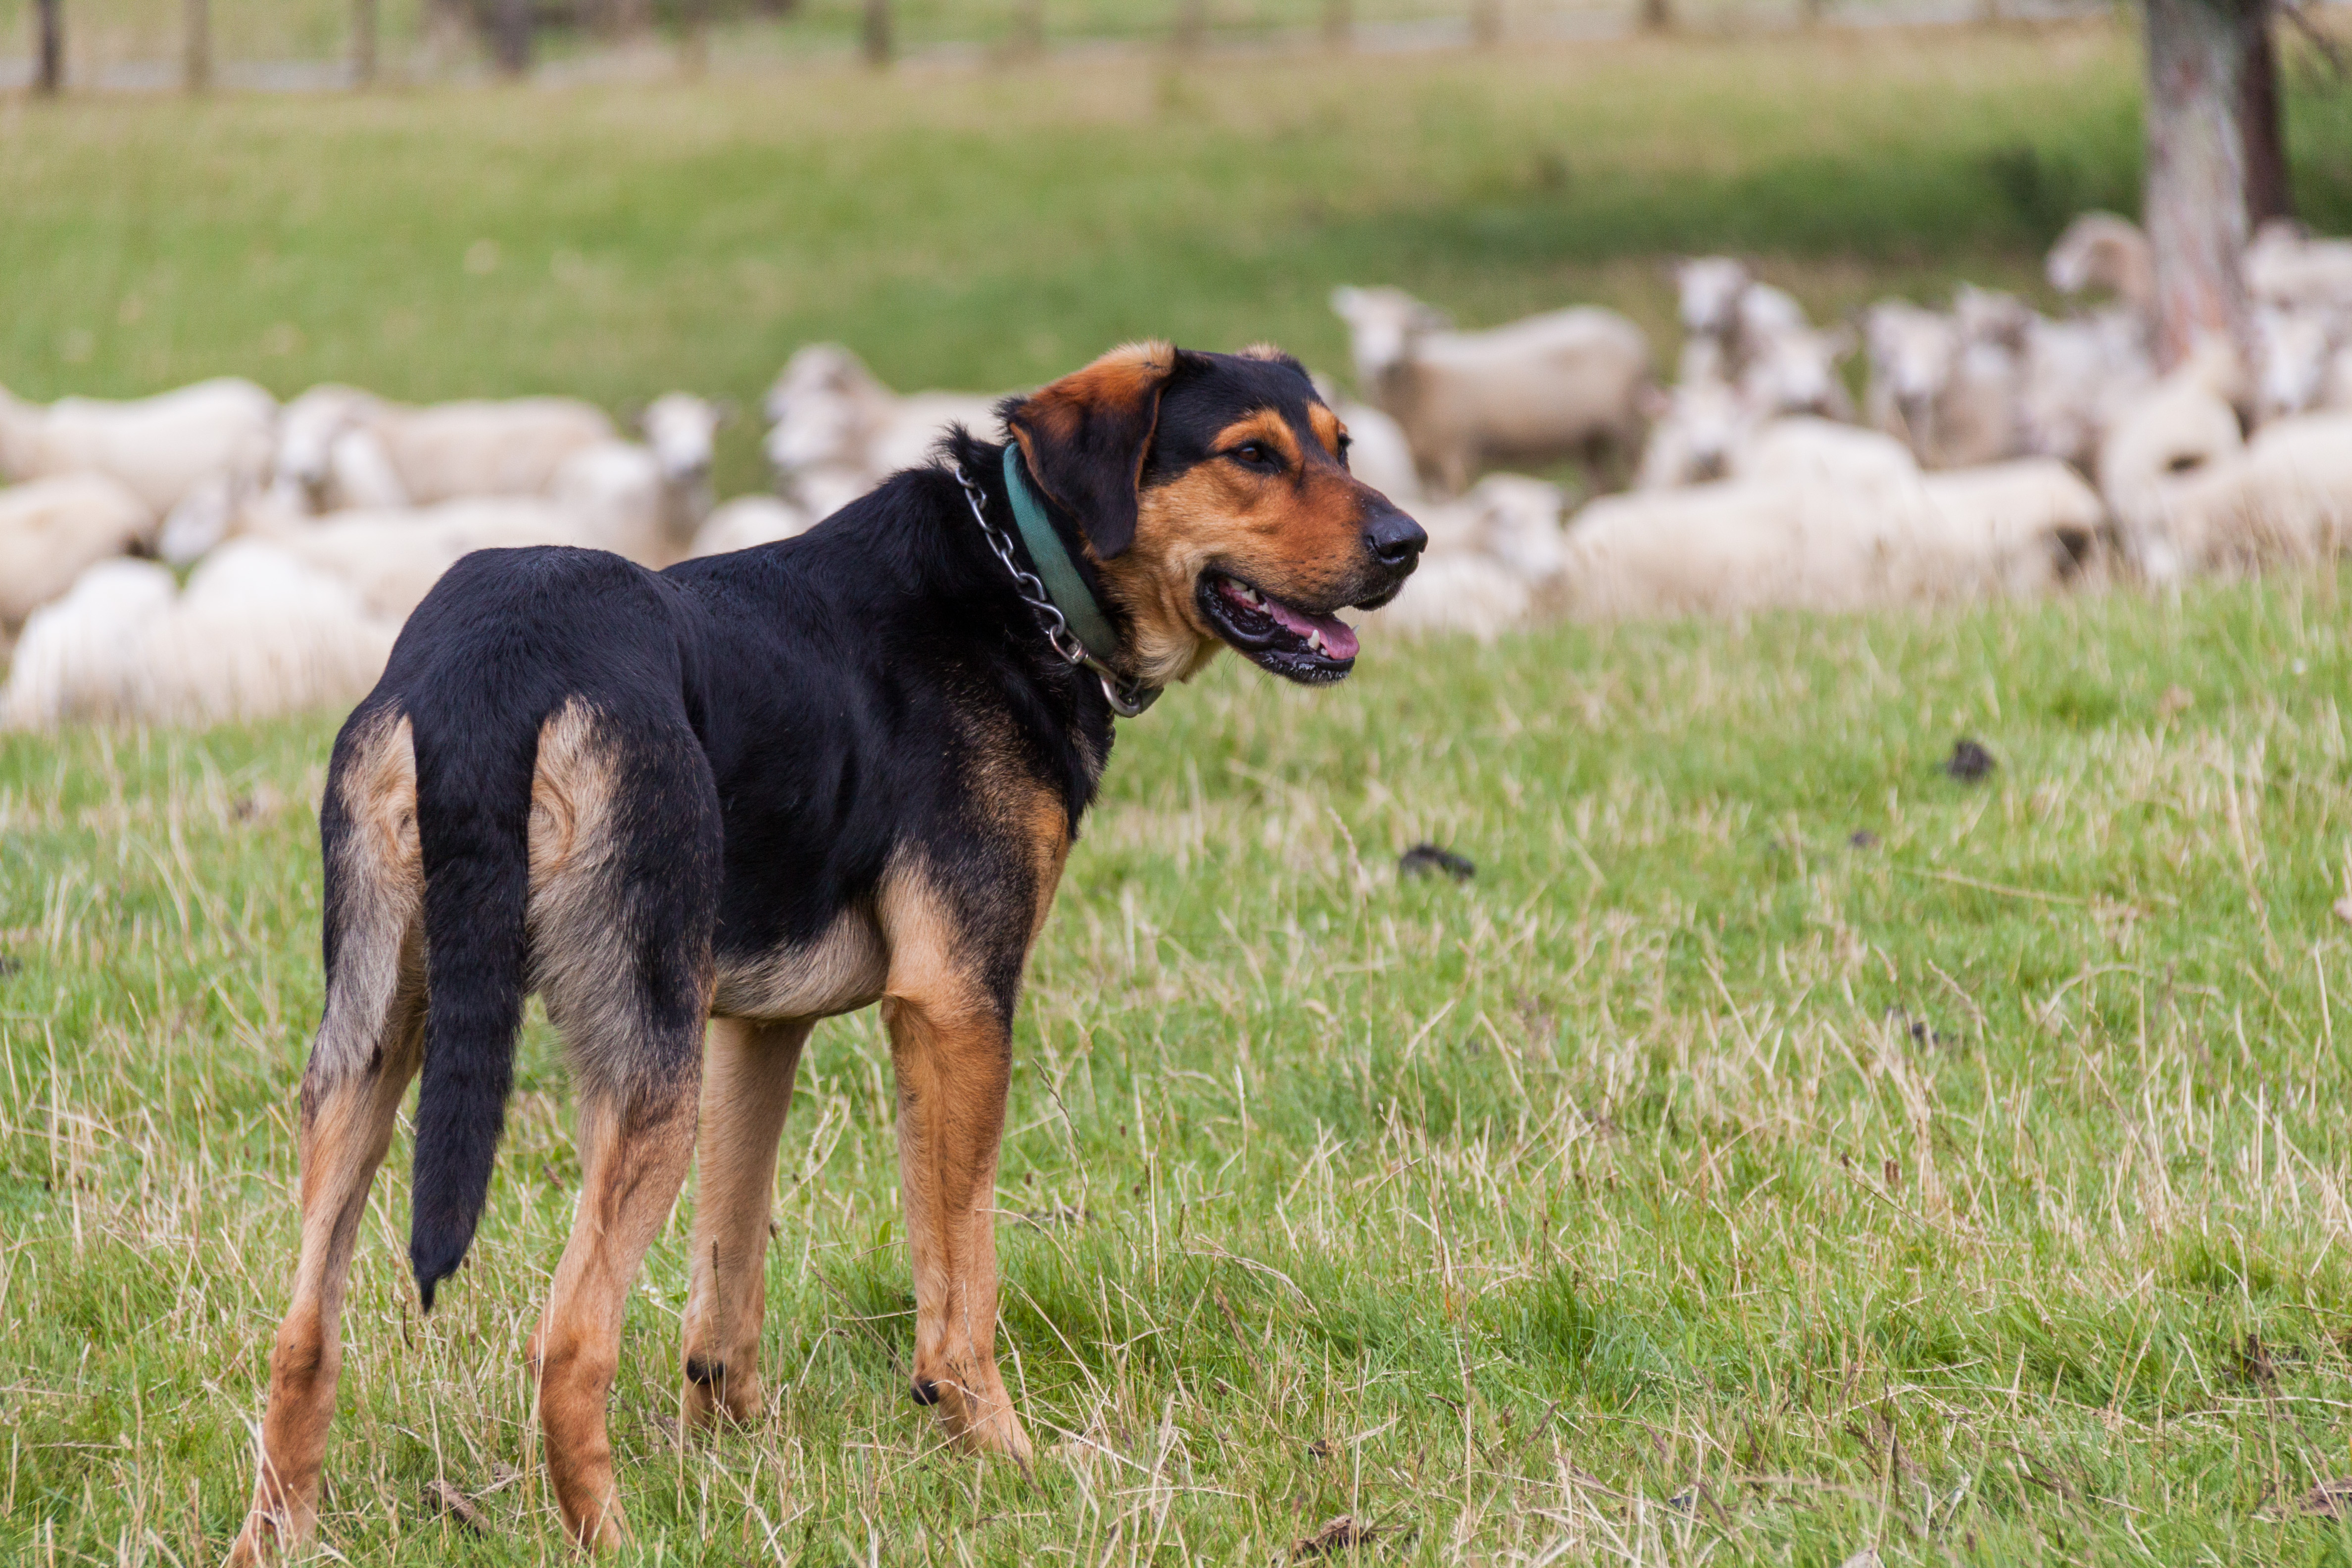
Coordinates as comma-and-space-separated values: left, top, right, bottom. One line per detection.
1004, 342, 1424, 688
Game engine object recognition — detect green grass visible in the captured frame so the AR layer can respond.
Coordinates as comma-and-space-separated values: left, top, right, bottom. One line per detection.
8, 22, 2352, 1565
10, 575, 2352, 1564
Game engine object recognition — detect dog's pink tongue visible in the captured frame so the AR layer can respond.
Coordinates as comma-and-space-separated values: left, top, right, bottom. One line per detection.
1264, 597, 1359, 660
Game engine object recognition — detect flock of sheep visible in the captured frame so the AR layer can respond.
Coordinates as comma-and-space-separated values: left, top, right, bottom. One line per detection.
1335, 211, 2352, 638
3, 209, 2349, 731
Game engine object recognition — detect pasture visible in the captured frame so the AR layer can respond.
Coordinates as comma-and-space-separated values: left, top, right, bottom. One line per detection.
7, 19, 2352, 1565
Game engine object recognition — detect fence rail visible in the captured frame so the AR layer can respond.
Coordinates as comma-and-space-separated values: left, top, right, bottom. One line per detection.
0, 0, 2202, 93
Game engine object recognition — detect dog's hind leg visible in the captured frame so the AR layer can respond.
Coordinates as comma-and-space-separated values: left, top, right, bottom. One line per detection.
680, 1016, 812, 1427
232, 712, 426, 1566
524, 704, 718, 1547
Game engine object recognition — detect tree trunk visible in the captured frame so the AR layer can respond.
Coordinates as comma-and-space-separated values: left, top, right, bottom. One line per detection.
35, 0, 62, 93
1470, 0, 1501, 45
2240, 4, 2294, 226
184, 0, 211, 90
861, 0, 892, 65
491, 0, 532, 74
1637, 0, 1669, 33
351, 0, 378, 84
680, 0, 710, 76
2142, 0, 2262, 368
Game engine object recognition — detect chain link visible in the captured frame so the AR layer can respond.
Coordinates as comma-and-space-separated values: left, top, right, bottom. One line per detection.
952, 460, 1160, 717
951, 460, 1090, 669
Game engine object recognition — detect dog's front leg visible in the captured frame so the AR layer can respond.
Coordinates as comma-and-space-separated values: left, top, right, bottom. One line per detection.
880, 988, 1033, 1466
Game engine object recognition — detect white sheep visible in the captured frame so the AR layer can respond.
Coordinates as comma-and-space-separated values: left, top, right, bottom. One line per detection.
270, 384, 616, 511
1560, 456, 2103, 621
687, 495, 815, 559
2252, 305, 2352, 425
0, 559, 180, 729
1365, 473, 1566, 641
2096, 336, 2248, 579
1737, 321, 1857, 423
1672, 256, 1754, 346
1900, 459, 2109, 600
1365, 550, 1535, 642
763, 343, 1000, 517
2047, 212, 2156, 314
1728, 417, 1920, 493
0, 543, 397, 730
543, 393, 726, 567
2133, 412, 2352, 578
2246, 220, 2352, 315
1636, 342, 1751, 489
1329, 285, 1652, 495
261, 499, 584, 624
1560, 480, 1882, 619
1862, 293, 2029, 469
0, 474, 156, 629
0, 377, 276, 519
2016, 308, 2156, 472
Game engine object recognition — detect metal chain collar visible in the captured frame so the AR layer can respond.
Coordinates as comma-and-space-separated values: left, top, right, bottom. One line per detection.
951, 460, 1160, 718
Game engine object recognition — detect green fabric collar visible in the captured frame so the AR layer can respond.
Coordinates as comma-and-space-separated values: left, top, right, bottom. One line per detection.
1002, 443, 1125, 671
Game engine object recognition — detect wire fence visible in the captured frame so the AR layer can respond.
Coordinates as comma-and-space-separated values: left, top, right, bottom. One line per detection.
0, 0, 2138, 92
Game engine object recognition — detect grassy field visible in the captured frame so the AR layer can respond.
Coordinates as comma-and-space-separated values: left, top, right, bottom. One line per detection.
9, 21, 2352, 1567
11, 575, 2352, 1565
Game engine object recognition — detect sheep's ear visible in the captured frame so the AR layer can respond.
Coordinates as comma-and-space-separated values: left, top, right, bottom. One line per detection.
1822, 324, 1858, 358
712, 398, 740, 428
1005, 341, 1181, 560
622, 401, 647, 433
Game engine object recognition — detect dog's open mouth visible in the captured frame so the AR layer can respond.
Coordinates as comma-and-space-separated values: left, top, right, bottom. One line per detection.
1197, 572, 1361, 684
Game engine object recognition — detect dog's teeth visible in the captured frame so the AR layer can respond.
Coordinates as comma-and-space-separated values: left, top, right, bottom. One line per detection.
1239, 587, 1262, 606
1307, 628, 1325, 652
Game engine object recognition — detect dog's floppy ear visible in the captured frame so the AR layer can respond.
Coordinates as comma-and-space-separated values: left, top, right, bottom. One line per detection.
1005, 340, 1180, 559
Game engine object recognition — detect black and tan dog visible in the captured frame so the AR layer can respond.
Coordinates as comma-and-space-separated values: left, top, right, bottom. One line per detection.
228, 342, 1423, 1560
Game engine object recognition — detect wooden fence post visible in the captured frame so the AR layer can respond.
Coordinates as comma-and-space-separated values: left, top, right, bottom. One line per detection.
1322, 0, 1350, 49
36, 0, 63, 93
1172, 0, 1206, 51
184, 0, 211, 90
351, 0, 378, 85
491, 0, 533, 75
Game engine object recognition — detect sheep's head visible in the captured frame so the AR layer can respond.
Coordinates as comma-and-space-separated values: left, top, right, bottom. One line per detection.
641, 393, 726, 486
1672, 257, 1752, 339
1864, 303, 1957, 424
2253, 307, 2338, 425
2046, 212, 2153, 308
763, 344, 891, 476
1328, 286, 1447, 392
271, 386, 384, 510
1741, 325, 1854, 420
1953, 285, 2032, 351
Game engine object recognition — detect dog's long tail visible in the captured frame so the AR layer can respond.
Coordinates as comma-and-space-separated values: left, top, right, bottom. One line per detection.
405, 686, 543, 1312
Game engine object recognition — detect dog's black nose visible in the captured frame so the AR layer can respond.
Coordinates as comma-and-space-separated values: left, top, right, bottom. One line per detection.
1364, 508, 1426, 570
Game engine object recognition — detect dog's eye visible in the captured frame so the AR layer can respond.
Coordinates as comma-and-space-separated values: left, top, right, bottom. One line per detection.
1334, 432, 1353, 465
1229, 442, 1281, 471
